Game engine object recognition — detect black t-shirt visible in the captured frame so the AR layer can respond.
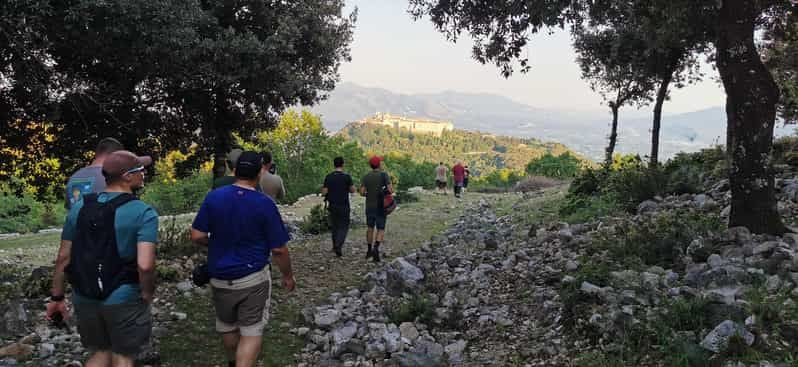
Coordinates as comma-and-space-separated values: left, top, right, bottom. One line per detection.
324, 171, 353, 208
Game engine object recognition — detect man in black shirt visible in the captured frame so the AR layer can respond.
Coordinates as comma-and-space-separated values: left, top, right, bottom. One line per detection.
322, 157, 356, 257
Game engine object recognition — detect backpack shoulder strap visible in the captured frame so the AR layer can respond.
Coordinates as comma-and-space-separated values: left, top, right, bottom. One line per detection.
106, 193, 137, 209
83, 193, 99, 205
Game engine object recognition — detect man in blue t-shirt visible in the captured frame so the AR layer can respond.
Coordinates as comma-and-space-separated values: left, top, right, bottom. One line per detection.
190, 151, 295, 367
48, 150, 157, 367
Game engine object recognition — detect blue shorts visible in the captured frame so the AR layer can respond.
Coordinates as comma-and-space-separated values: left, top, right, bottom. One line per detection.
366, 208, 387, 230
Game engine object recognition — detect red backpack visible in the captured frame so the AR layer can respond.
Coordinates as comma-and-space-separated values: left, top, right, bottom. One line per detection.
380, 172, 396, 215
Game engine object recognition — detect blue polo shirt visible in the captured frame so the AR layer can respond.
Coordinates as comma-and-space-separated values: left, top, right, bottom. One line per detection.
192, 185, 290, 280
61, 192, 159, 305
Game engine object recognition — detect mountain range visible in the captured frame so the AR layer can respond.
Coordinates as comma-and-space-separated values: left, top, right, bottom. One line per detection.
311, 82, 793, 161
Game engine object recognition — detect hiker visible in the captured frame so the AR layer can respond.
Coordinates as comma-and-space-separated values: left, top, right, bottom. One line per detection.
65, 137, 124, 209
463, 165, 470, 192
435, 162, 448, 194
190, 151, 295, 367
322, 157, 356, 257
48, 150, 157, 367
212, 148, 243, 189
259, 151, 286, 201
453, 161, 465, 198
359, 156, 393, 262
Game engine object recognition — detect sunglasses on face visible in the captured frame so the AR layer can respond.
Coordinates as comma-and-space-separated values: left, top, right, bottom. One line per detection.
125, 166, 146, 175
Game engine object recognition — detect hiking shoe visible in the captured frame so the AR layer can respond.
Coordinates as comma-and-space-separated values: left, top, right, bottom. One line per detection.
334, 247, 343, 257
366, 246, 373, 260
372, 247, 381, 262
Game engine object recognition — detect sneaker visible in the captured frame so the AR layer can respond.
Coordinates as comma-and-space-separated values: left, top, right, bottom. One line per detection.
366, 245, 373, 259
372, 247, 381, 262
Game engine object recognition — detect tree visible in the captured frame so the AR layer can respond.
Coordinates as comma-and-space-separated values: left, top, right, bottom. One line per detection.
409, 0, 794, 234
572, 26, 655, 165
0, 0, 355, 182
764, 9, 798, 124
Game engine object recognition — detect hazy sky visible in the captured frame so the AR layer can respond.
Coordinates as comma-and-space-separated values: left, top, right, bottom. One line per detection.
340, 0, 726, 114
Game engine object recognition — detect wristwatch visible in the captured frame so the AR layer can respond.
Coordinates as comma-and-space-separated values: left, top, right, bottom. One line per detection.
50, 294, 65, 302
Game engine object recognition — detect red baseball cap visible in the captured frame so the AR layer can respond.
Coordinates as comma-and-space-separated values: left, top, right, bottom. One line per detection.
369, 156, 382, 168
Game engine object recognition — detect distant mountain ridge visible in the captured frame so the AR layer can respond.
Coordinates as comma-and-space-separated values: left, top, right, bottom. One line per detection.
311, 82, 792, 161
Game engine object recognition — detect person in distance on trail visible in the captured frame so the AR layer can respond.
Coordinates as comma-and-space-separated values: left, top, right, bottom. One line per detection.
48, 150, 157, 367
322, 156, 357, 257
452, 160, 466, 198
435, 161, 448, 195
65, 137, 124, 209
259, 151, 286, 201
190, 151, 295, 367
359, 156, 393, 262
463, 165, 470, 192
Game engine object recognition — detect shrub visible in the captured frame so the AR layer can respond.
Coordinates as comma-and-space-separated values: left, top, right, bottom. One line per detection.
0, 189, 45, 233
157, 216, 195, 258
525, 152, 582, 179
662, 146, 727, 194
604, 166, 667, 212
470, 168, 524, 191
513, 176, 561, 192
558, 195, 622, 224
772, 135, 798, 166
569, 168, 604, 197
140, 171, 211, 215
592, 210, 723, 269
300, 204, 331, 234
387, 294, 435, 325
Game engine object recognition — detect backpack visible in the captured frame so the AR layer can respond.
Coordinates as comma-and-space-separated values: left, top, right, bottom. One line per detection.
66, 193, 140, 300
380, 172, 396, 215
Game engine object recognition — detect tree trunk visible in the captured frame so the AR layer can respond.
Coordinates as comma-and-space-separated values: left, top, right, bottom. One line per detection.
605, 104, 620, 166
716, 0, 786, 234
650, 73, 672, 167
211, 88, 232, 180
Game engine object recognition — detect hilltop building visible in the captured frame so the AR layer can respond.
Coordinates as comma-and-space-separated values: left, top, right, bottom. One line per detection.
356, 113, 454, 136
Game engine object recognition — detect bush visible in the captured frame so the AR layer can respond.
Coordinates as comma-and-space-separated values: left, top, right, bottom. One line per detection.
772, 136, 798, 166
592, 210, 723, 269
513, 176, 561, 192
300, 204, 331, 234
558, 195, 621, 224
140, 171, 211, 215
0, 189, 45, 233
569, 168, 604, 197
604, 166, 667, 212
387, 294, 435, 325
470, 168, 524, 191
662, 146, 727, 194
525, 152, 581, 179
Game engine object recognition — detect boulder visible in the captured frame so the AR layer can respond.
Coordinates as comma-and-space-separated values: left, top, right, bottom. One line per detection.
386, 258, 424, 295
444, 340, 467, 364
0, 302, 28, 338
399, 322, 419, 342
314, 308, 342, 328
699, 320, 754, 353
637, 200, 658, 214
0, 343, 33, 360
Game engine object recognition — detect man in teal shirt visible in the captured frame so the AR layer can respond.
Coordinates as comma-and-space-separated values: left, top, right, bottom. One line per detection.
48, 150, 157, 367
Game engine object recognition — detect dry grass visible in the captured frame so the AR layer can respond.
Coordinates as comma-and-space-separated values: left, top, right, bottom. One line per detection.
513, 176, 563, 192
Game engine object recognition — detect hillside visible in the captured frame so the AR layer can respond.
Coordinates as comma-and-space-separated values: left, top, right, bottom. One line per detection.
338, 122, 578, 175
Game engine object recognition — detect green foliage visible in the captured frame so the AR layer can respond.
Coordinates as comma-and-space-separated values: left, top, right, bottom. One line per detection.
569, 168, 604, 197
341, 123, 580, 177
592, 210, 723, 269
525, 152, 582, 178
558, 194, 621, 224
662, 146, 727, 194
470, 168, 525, 191
140, 171, 211, 216
387, 294, 436, 325
604, 165, 667, 212
300, 204, 331, 235
772, 136, 798, 166
157, 264, 181, 283
0, 179, 64, 233
246, 110, 370, 203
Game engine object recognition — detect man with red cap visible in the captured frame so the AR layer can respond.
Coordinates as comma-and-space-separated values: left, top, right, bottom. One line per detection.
359, 156, 393, 262
48, 150, 158, 367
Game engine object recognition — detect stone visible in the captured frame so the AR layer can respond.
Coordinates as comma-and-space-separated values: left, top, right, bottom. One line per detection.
484, 236, 499, 250
394, 340, 444, 367
399, 322, 419, 342
331, 322, 358, 355
0, 302, 28, 338
444, 340, 467, 364
565, 260, 579, 272
699, 320, 754, 353
707, 254, 725, 269
726, 227, 752, 244
314, 308, 342, 328
383, 324, 401, 353
296, 327, 310, 337
38, 343, 55, 358
753, 241, 778, 256
0, 343, 33, 360
580, 282, 602, 295
170, 312, 187, 321
766, 275, 783, 293
386, 258, 425, 295
637, 200, 658, 214
176, 281, 193, 292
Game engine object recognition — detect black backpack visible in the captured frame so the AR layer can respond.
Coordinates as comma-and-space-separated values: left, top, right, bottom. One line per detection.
66, 193, 139, 300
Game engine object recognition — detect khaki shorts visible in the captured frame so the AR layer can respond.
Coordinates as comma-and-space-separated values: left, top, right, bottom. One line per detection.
210, 267, 271, 337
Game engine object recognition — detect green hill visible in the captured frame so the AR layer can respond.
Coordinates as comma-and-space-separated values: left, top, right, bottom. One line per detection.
338, 122, 582, 176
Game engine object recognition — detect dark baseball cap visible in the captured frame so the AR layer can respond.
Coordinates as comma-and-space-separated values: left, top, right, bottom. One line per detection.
102, 151, 153, 180
235, 151, 263, 179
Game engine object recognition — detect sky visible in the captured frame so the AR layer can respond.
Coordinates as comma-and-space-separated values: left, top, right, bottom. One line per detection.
339, 0, 727, 114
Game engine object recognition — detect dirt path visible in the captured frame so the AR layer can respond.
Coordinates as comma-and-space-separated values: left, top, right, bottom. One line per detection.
158, 191, 488, 366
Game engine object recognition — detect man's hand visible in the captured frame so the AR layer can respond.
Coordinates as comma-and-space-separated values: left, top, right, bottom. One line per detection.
45, 300, 69, 321
282, 275, 296, 292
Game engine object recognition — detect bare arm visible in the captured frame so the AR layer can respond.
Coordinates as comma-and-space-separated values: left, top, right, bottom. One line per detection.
51, 240, 72, 297
387, 184, 394, 194
190, 228, 209, 246
271, 245, 295, 291
321, 187, 329, 196
137, 243, 156, 303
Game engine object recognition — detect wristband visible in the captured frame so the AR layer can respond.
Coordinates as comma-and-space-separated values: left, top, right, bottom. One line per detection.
50, 294, 65, 302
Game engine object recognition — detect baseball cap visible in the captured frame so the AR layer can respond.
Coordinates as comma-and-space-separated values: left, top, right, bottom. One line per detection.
235, 151, 263, 179
102, 151, 153, 180
369, 156, 382, 168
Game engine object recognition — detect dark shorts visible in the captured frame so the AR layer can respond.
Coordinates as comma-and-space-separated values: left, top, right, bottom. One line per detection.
74, 301, 151, 357
366, 208, 387, 230
436, 180, 447, 189
463, 178, 469, 187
